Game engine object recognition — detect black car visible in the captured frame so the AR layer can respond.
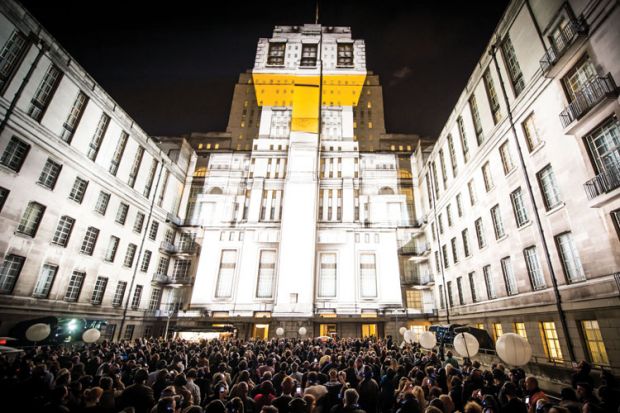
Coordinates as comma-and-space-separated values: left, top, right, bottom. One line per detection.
429, 324, 495, 351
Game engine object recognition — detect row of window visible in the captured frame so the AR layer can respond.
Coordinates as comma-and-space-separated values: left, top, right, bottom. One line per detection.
266, 41, 353, 67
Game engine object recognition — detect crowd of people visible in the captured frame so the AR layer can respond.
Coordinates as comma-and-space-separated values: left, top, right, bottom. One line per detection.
0, 336, 617, 413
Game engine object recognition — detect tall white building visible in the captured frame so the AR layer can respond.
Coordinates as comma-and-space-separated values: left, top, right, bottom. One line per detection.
178, 25, 434, 339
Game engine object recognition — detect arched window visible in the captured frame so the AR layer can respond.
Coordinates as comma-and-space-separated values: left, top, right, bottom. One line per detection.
379, 186, 394, 195
208, 187, 223, 195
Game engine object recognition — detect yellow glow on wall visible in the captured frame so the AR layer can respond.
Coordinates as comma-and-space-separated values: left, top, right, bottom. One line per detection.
252, 72, 366, 133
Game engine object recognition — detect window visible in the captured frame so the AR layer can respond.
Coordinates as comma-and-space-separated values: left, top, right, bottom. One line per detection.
94, 191, 111, 215
215, 250, 237, 298
102, 324, 116, 341
0, 254, 25, 294
157, 256, 170, 276
482, 161, 493, 192
112, 281, 127, 307
483, 265, 496, 299
468, 179, 476, 206
123, 325, 135, 340
537, 165, 562, 210
17, 201, 46, 237
91, 276, 108, 305
300, 44, 318, 66
149, 287, 162, 310
104, 236, 120, 262
511, 187, 529, 227
172, 259, 191, 279
456, 276, 465, 305
256, 249, 276, 298
1, 136, 30, 172
438, 213, 444, 234
491, 204, 505, 239
469, 272, 478, 302
140, 250, 152, 272
28, 64, 61, 121
133, 212, 145, 233
540, 321, 563, 360
457, 116, 470, 163
451, 238, 458, 264
143, 159, 158, 198
562, 54, 597, 103
524, 246, 546, 290
0, 31, 27, 91
581, 320, 609, 365
61, 91, 88, 143
360, 253, 377, 297
462, 228, 471, 257
501, 257, 518, 295
483, 69, 501, 124
33, 264, 57, 298
87, 114, 110, 161
446, 204, 453, 227
80, 227, 99, 255
127, 146, 145, 188
38, 159, 62, 189
68, 177, 88, 203
584, 117, 620, 176
434, 251, 440, 272
493, 323, 504, 340
499, 141, 515, 174
514, 322, 528, 340
522, 113, 542, 152
149, 221, 159, 241
123, 244, 137, 268
431, 162, 440, 196
109, 131, 128, 176
406, 289, 422, 309
439, 149, 448, 189
439, 285, 445, 309
267, 42, 286, 65
447, 134, 458, 177
0, 186, 8, 212
475, 218, 486, 249
116, 203, 129, 225
469, 95, 484, 145
130, 285, 142, 309
337, 43, 354, 66
52, 215, 75, 247
442, 245, 449, 268
501, 35, 525, 96
447, 281, 454, 307
456, 193, 463, 217
556, 232, 585, 283
64, 271, 85, 302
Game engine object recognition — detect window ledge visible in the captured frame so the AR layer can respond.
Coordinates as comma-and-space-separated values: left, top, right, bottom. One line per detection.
545, 202, 565, 216
505, 167, 519, 179
529, 141, 546, 156
35, 182, 54, 191
0, 164, 19, 176
496, 234, 509, 243
13, 231, 34, 239
517, 221, 533, 231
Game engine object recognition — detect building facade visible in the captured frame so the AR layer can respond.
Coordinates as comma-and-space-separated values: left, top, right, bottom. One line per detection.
0, 0, 198, 341
175, 24, 433, 339
415, 0, 620, 374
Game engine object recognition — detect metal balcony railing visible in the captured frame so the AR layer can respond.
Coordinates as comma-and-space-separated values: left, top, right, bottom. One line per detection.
583, 161, 620, 200
402, 272, 434, 285
152, 273, 193, 285
159, 241, 197, 254
399, 243, 430, 256
559, 74, 617, 127
539, 19, 585, 73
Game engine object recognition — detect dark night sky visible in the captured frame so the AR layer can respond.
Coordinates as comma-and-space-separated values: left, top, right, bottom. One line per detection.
17, 0, 510, 138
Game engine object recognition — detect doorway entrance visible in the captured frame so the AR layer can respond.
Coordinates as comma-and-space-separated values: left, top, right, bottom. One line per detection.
253, 323, 269, 339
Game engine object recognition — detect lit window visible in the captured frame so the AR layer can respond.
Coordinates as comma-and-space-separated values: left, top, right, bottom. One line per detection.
540, 321, 563, 361
493, 323, 503, 340
514, 322, 528, 340
581, 320, 609, 365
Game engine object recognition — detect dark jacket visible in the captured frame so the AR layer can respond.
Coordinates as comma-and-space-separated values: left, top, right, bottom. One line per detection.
118, 383, 155, 413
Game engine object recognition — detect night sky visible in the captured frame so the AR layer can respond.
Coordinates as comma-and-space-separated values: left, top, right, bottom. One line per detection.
18, 0, 510, 138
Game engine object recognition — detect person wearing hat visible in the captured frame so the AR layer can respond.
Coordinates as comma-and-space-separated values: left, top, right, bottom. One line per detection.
119, 368, 155, 413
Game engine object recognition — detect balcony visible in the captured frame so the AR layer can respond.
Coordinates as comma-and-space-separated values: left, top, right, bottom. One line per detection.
559, 74, 618, 128
166, 213, 182, 226
583, 161, 620, 201
540, 19, 587, 75
166, 213, 202, 227
159, 241, 198, 255
402, 272, 434, 286
399, 242, 430, 257
152, 273, 193, 285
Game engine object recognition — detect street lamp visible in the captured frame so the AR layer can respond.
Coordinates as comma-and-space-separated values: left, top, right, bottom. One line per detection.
163, 302, 178, 340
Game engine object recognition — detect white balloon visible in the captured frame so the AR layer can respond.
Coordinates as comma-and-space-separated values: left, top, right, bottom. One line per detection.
399, 327, 407, 336
419, 331, 437, 349
298, 327, 307, 336
496, 333, 532, 366
276, 327, 284, 336
82, 328, 101, 343
403, 330, 413, 343
25, 323, 51, 342
453, 332, 479, 357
